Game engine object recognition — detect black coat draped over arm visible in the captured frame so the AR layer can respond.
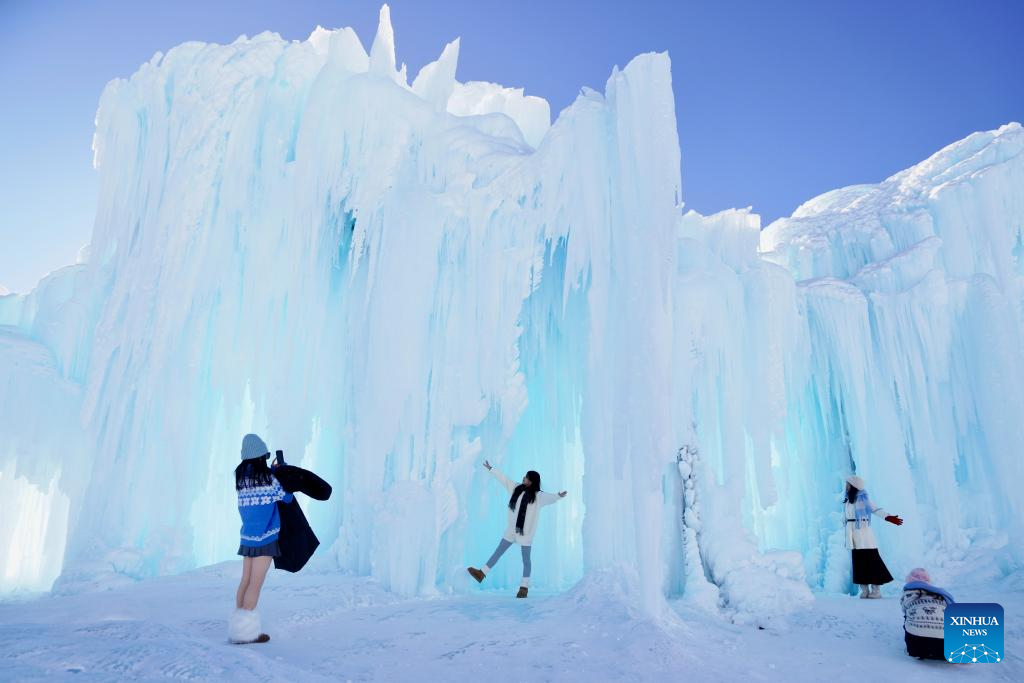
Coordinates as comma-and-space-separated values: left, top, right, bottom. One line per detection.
273, 465, 333, 572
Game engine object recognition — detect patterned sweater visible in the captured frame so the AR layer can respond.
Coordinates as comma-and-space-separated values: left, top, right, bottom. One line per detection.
901, 586, 952, 638
237, 475, 293, 547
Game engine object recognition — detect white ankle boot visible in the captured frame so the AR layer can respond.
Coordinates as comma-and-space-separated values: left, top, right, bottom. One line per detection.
868, 585, 882, 599
859, 585, 870, 599
228, 608, 261, 643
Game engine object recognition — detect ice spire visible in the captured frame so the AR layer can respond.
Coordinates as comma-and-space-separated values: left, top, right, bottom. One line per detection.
412, 38, 460, 111
369, 4, 405, 83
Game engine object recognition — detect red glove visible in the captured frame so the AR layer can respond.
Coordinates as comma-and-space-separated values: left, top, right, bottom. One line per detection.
885, 515, 904, 526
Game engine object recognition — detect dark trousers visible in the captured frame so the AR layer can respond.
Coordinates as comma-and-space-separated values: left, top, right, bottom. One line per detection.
905, 630, 946, 660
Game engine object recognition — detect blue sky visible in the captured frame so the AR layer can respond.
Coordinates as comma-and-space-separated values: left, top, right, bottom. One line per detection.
1, 0, 1021, 292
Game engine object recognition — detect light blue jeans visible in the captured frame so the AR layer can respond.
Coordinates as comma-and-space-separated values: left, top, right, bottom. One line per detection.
485, 538, 531, 578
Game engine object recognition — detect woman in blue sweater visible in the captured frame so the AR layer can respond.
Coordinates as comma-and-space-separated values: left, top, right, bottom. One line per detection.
228, 434, 292, 644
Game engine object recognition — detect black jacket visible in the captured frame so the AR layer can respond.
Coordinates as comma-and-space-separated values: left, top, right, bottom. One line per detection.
273, 465, 332, 572
274, 465, 332, 500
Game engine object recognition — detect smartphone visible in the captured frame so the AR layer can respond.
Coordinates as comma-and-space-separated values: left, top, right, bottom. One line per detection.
274, 449, 284, 467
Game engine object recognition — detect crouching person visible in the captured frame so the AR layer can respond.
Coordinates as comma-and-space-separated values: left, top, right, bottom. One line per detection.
901, 567, 954, 660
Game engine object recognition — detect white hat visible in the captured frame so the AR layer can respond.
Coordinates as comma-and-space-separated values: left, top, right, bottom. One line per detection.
846, 475, 865, 490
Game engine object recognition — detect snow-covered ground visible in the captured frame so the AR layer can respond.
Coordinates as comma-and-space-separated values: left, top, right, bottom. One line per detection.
1, 564, 1019, 681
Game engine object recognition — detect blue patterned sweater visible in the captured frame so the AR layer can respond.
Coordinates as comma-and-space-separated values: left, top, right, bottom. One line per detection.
237, 475, 294, 547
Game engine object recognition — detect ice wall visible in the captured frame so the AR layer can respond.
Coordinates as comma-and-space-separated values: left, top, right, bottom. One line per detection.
664, 124, 1024, 613
759, 125, 1024, 590
1, 5, 1021, 622
3, 6, 680, 602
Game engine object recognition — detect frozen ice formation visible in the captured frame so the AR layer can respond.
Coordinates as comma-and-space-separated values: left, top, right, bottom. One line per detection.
1, 5, 1021, 623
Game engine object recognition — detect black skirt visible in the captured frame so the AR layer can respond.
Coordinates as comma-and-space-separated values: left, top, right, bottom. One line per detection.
905, 631, 946, 660
851, 548, 893, 585
238, 540, 281, 557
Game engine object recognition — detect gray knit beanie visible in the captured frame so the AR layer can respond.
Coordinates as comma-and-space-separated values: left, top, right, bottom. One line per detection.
240, 433, 270, 461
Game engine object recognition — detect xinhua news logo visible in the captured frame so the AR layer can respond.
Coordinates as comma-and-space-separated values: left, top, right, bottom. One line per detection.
944, 603, 1003, 663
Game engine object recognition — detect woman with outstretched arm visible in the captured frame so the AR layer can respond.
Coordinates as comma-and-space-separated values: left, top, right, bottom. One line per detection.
467, 460, 566, 598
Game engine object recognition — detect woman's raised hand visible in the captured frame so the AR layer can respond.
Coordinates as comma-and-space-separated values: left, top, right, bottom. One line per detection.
483, 460, 493, 471
885, 514, 904, 526
558, 491, 567, 498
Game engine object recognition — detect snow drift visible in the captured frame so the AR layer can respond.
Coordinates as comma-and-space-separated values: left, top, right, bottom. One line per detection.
2, 5, 1022, 623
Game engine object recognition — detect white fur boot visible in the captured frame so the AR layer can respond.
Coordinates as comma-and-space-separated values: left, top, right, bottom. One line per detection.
228, 608, 262, 643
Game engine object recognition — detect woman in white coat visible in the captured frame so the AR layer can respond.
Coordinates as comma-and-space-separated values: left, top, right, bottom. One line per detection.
467, 460, 566, 598
844, 475, 903, 598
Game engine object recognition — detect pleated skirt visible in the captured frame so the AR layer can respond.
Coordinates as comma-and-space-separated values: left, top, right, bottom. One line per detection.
237, 540, 281, 557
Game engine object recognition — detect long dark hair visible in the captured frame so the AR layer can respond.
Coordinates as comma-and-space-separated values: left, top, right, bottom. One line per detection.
509, 470, 542, 511
844, 483, 860, 503
235, 457, 273, 490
